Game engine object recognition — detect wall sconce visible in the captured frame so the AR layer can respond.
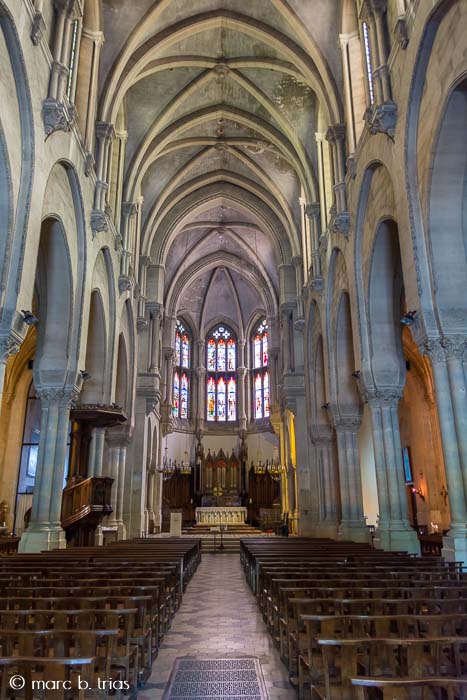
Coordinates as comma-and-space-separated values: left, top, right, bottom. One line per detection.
400, 310, 417, 326
21, 310, 39, 326
411, 485, 425, 501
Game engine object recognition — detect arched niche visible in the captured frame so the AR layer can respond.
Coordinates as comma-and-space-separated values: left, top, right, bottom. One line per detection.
335, 292, 360, 416
115, 333, 128, 412
33, 218, 73, 385
80, 290, 107, 404
368, 219, 405, 388
428, 78, 467, 331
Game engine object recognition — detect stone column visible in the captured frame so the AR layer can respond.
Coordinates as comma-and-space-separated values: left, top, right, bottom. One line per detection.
305, 203, 323, 289
332, 414, 369, 542
19, 386, 77, 552
423, 338, 467, 563
326, 125, 349, 235
311, 428, 340, 538
371, 0, 392, 102
315, 132, 330, 232
365, 388, 420, 553
87, 427, 106, 477
75, 28, 104, 151
116, 440, 128, 540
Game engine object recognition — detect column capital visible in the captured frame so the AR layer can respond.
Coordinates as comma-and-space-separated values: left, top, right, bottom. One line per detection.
95, 121, 115, 143
122, 201, 138, 219
422, 336, 467, 363
331, 413, 362, 431
0, 333, 21, 362
361, 386, 403, 406
305, 202, 320, 220
326, 124, 346, 144
36, 386, 79, 408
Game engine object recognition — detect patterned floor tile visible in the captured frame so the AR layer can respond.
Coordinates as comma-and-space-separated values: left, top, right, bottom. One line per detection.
144, 554, 295, 699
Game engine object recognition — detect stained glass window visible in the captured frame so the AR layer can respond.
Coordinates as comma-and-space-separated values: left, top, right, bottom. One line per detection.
252, 319, 270, 419
206, 325, 237, 421
173, 319, 190, 419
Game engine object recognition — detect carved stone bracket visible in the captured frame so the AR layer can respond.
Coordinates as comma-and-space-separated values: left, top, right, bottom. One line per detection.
360, 386, 404, 406
309, 275, 324, 294
422, 336, 467, 363
84, 151, 95, 177
118, 275, 133, 295
332, 211, 350, 236
30, 11, 46, 45
367, 101, 397, 140
394, 17, 409, 49
36, 386, 79, 408
91, 210, 109, 235
294, 318, 305, 334
42, 99, 74, 139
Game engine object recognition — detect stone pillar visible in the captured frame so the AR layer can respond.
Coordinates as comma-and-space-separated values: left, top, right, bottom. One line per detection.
87, 427, 106, 477
305, 203, 323, 289
116, 440, 128, 540
75, 28, 104, 152
326, 125, 349, 235
423, 338, 467, 563
365, 388, 420, 553
372, 0, 392, 102
332, 414, 369, 542
315, 132, 330, 232
120, 202, 137, 282
311, 428, 340, 538
19, 386, 77, 552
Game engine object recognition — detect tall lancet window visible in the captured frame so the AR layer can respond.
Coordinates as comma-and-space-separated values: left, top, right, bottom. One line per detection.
206, 325, 237, 422
252, 319, 270, 419
173, 319, 190, 419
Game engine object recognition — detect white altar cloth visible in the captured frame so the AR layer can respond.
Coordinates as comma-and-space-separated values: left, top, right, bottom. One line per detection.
195, 507, 247, 525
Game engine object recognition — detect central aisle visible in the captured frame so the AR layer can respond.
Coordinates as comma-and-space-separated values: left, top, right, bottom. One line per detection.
142, 553, 296, 700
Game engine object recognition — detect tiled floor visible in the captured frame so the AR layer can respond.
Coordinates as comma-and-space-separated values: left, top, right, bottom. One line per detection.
141, 553, 296, 700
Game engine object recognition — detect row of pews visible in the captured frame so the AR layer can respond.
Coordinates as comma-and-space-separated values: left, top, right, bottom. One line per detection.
0, 538, 201, 698
241, 537, 467, 699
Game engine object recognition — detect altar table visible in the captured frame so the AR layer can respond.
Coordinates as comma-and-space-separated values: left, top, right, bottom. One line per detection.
195, 507, 247, 525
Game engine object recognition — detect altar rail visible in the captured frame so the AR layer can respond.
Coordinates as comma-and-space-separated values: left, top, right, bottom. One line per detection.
195, 507, 247, 525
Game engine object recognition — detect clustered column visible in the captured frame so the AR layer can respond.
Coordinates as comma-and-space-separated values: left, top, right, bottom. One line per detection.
19, 387, 78, 552
332, 414, 368, 542
311, 428, 340, 538
92, 122, 116, 232
106, 432, 129, 540
365, 388, 419, 553
305, 203, 323, 288
422, 337, 467, 562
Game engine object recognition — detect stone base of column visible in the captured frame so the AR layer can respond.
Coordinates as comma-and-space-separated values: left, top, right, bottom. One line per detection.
19, 525, 67, 552
116, 521, 127, 540
310, 520, 340, 539
339, 521, 370, 544
377, 523, 420, 555
442, 529, 467, 568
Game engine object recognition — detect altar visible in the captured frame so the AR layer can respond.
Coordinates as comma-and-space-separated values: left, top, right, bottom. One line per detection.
195, 507, 247, 525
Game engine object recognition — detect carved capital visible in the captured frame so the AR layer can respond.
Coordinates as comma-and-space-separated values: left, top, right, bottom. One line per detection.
118, 275, 133, 295
326, 124, 346, 144
294, 318, 305, 334
441, 335, 467, 360
0, 335, 21, 362
42, 99, 74, 138
332, 413, 362, 431
36, 386, 79, 408
362, 387, 403, 407
367, 101, 397, 140
95, 121, 116, 144
122, 201, 137, 219
305, 202, 320, 220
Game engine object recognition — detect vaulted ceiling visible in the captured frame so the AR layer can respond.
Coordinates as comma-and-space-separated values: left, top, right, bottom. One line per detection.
98, 0, 344, 333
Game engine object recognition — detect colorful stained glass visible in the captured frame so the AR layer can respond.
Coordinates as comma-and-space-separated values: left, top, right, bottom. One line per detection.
180, 373, 188, 418
227, 338, 236, 371
262, 332, 268, 366
227, 378, 236, 421
207, 377, 216, 421
255, 373, 263, 419
181, 334, 189, 368
264, 371, 270, 417
175, 332, 181, 366
217, 377, 226, 420
207, 339, 216, 371
254, 335, 261, 368
217, 339, 226, 371
173, 371, 180, 417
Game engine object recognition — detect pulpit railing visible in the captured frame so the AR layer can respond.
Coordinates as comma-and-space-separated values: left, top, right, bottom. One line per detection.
61, 476, 113, 529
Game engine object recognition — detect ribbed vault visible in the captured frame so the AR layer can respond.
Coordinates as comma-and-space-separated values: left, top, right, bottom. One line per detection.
99, 0, 343, 324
